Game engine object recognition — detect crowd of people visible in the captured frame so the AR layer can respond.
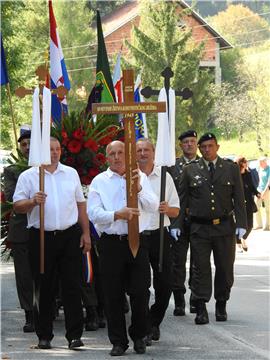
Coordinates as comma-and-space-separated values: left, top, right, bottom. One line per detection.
3, 125, 270, 356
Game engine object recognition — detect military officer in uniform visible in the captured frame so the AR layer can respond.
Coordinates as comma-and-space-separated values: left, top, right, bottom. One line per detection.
168, 130, 199, 316
3, 125, 34, 333
180, 133, 247, 325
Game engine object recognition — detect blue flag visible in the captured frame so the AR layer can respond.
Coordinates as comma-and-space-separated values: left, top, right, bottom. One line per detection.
1, 36, 9, 86
134, 87, 145, 140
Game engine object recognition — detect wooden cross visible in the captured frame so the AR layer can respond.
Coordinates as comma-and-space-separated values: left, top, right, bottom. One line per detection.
15, 64, 68, 274
92, 69, 166, 257
141, 66, 193, 272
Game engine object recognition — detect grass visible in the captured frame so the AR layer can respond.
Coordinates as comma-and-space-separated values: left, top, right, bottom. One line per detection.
216, 131, 269, 160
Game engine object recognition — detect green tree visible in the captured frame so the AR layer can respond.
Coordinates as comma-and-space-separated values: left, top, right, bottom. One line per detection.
1, 1, 95, 149
125, 0, 214, 140
86, 0, 127, 17
208, 4, 270, 47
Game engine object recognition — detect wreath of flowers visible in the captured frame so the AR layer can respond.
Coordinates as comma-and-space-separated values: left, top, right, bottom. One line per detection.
51, 112, 124, 185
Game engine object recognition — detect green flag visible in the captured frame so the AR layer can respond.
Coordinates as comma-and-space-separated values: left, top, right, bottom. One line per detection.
96, 10, 115, 103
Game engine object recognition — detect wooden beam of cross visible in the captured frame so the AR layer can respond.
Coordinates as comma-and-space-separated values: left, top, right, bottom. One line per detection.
92, 69, 166, 258
15, 64, 69, 274
141, 66, 193, 272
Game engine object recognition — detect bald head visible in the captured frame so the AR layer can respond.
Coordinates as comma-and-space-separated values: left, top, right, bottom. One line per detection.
106, 140, 125, 156
106, 141, 125, 175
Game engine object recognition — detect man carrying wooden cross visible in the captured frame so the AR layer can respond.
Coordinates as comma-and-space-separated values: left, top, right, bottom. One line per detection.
87, 140, 159, 356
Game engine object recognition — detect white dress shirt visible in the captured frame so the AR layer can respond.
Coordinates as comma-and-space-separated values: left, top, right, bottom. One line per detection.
147, 166, 180, 230
13, 163, 85, 231
87, 168, 159, 235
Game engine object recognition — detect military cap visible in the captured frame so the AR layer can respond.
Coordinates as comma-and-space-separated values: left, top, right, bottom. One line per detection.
178, 129, 197, 141
198, 132, 217, 145
18, 124, 31, 143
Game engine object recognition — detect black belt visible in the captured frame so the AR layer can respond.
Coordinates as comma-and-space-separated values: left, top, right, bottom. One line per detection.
190, 215, 232, 225
142, 229, 159, 236
103, 233, 128, 241
30, 224, 76, 236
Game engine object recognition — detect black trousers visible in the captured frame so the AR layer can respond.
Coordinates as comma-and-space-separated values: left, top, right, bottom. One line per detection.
29, 225, 83, 342
144, 229, 173, 330
190, 233, 235, 302
171, 232, 193, 297
12, 242, 33, 311
243, 208, 253, 240
98, 233, 150, 348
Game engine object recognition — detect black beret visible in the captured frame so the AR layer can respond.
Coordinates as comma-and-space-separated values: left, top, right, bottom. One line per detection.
198, 132, 217, 145
178, 129, 197, 141
18, 127, 31, 143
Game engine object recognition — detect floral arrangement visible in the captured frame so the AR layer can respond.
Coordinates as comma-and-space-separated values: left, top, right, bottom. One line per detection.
51, 111, 123, 185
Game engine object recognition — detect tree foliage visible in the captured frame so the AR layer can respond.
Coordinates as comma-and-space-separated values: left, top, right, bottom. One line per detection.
208, 4, 270, 47
213, 42, 270, 155
124, 0, 214, 141
86, 0, 127, 17
1, 1, 95, 149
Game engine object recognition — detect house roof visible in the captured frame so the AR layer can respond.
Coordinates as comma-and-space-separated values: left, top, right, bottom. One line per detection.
178, 0, 233, 49
102, 0, 233, 50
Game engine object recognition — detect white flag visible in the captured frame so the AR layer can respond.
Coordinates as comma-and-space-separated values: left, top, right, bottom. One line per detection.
29, 87, 51, 167
155, 88, 175, 166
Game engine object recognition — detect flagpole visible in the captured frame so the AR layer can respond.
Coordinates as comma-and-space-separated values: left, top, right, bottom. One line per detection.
38, 85, 45, 274
5, 82, 18, 145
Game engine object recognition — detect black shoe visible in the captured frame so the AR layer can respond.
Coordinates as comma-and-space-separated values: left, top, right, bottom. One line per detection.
38, 339, 51, 349
110, 345, 127, 356
215, 301, 227, 321
195, 300, 209, 325
143, 334, 152, 347
151, 325, 160, 341
134, 339, 146, 354
174, 305, 185, 316
189, 294, 197, 314
23, 311, 35, 333
68, 339, 84, 350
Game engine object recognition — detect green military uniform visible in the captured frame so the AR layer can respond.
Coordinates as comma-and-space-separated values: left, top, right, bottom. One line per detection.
168, 155, 199, 306
4, 165, 33, 312
180, 157, 247, 302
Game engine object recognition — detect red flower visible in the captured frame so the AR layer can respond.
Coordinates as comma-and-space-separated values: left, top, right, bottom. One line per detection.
107, 126, 118, 136
98, 136, 112, 146
77, 167, 84, 176
88, 168, 99, 178
84, 138, 98, 152
61, 130, 68, 139
67, 140, 82, 154
72, 128, 84, 140
80, 175, 92, 185
62, 138, 69, 146
95, 153, 106, 164
65, 156, 75, 166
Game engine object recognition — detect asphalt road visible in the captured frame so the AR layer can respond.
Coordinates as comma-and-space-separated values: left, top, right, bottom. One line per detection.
1, 229, 269, 360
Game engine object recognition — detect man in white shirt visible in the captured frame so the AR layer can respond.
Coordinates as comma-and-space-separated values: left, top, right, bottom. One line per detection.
136, 138, 180, 344
87, 140, 159, 357
13, 137, 91, 350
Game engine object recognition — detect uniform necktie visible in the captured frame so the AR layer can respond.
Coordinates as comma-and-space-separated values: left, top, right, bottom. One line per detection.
208, 162, 215, 180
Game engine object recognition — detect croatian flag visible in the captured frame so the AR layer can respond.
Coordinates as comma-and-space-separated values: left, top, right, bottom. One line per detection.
112, 51, 122, 103
49, 0, 70, 124
134, 74, 148, 139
